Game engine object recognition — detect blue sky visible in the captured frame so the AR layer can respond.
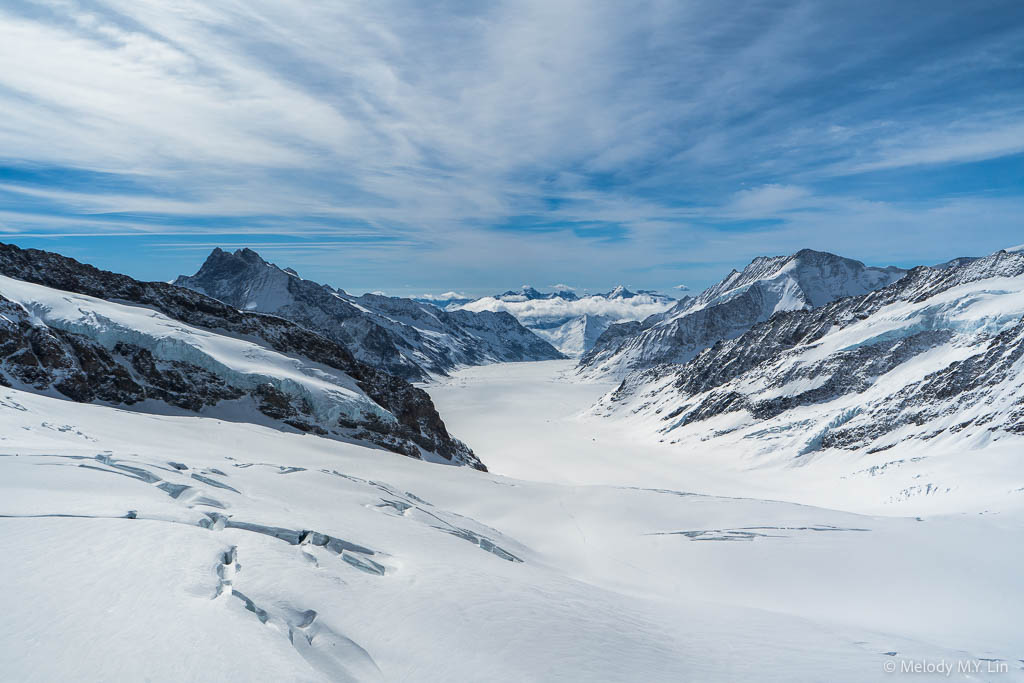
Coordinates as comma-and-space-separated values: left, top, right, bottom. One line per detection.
0, 0, 1022, 297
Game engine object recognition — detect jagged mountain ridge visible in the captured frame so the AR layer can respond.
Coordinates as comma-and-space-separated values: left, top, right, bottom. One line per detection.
495, 285, 580, 302
595, 250, 1024, 466
0, 242, 482, 469
175, 249, 562, 382
454, 285, 676, 357
579, 249, 906, 377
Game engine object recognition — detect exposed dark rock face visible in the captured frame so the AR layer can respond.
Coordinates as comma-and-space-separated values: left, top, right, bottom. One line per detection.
0, 242, 483, 470
588, 321, 643, 356
173, 248, 562, 382
828, 317, 1024, 445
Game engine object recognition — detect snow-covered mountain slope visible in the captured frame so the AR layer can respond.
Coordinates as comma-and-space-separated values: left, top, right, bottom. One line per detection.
0, 242, 480, 469
594, 250, 1024, 481
3, 384, 1022, 681
580, 249, 906, 377
455, 285, 675, 357
175, 249, 562, 382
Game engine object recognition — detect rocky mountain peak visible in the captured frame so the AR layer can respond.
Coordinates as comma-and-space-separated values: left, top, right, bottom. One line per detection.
175, 248, 562, 381
605, 285, 634, 299
195, 246, 273, 274
578, 248, 908, 378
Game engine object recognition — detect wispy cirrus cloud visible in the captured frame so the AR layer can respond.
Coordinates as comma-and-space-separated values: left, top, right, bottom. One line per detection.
0, 0, 1021, 293
824, 120, 1024, 175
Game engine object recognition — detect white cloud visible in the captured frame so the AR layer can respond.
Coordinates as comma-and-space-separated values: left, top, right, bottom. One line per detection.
416, 291, 470, 301
0, 0, 1021, 293
824, 121, 1024, 176
1, 0, 1014, 233
728, 185, 812, 217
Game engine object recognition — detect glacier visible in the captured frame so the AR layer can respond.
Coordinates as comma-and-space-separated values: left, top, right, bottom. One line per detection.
3, 374, 1023, 681
2, 243, 1024, 682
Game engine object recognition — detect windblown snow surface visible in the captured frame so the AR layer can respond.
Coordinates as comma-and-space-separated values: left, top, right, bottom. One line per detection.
2, 357, 1022, 681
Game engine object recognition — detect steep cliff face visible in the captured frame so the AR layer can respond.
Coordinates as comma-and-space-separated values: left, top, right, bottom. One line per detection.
0, 242, 483, 469
579, 250, 906, 378
595, 250, 1024, 464
174, 248, 562, 381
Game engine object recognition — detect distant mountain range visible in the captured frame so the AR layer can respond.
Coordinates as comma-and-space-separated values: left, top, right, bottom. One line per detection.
413, 292, 475, 309
444, 285, 676, 357
174, 248, 563, 382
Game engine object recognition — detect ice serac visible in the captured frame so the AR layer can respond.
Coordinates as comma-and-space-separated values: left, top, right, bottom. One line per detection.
0, 242, 483, 470
596, 249, 1024, 464
454, 285, 675, 357
174, 249, 562, 382
579, 249, 906, 378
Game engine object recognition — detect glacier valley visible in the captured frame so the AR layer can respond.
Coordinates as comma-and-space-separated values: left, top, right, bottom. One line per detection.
2, 246, 1022, 682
